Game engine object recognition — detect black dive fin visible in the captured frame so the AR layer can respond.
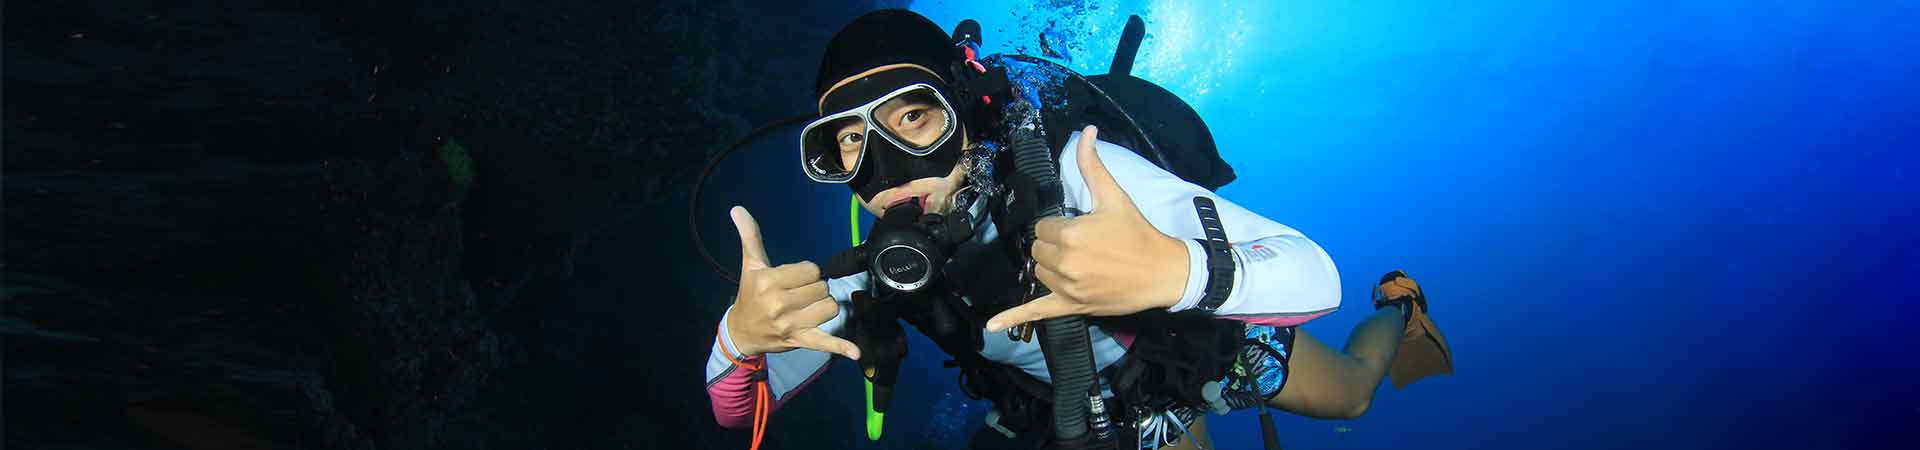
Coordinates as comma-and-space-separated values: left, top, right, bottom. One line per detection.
1109, 15, 1146, 77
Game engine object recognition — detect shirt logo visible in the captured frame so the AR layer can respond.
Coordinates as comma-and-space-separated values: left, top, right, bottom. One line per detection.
1242, 243, 1279, 262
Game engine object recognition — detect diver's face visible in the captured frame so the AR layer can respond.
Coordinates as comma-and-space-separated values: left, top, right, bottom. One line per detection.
833, 117, 971, 219
858, 154, 969, 219
822, 64, 971, 219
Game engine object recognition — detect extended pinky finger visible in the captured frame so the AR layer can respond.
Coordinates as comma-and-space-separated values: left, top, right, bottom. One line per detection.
789, 328, 861, 361
983, 293, 1084, 333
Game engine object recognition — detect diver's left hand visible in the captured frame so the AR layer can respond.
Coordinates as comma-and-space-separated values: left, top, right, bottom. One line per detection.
985, 126, 1190, 333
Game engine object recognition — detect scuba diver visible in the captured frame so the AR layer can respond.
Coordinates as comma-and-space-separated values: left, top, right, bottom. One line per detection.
702, 9, 1454, 450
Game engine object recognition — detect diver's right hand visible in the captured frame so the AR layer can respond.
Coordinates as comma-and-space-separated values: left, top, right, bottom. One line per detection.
723, 206, 863, 361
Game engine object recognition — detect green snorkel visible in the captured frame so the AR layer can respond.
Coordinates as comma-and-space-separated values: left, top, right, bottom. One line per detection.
865, 371, 885, 440
850, 194, 886, 441
851, 194, 863, 247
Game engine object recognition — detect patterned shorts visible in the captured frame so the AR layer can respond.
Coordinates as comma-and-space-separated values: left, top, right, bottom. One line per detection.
1226, 324, 1297, 399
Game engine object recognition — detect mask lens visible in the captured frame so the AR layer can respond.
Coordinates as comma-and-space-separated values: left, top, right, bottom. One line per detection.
873, 87, 955, 153
801, 116, 868, 183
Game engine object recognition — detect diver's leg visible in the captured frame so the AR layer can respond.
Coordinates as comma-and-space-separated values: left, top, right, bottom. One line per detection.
1266, 306, 1408, 419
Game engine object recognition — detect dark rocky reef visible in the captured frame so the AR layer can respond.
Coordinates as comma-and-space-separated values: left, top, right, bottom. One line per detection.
4, 1, 903, 449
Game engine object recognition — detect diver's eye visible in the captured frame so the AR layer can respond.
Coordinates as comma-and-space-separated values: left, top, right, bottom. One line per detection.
900, 110, 925, 127
838, 132, 864, 147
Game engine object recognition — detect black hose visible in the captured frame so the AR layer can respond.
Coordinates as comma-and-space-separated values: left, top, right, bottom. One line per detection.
1009, 135, 1097, 443
1039, 315, 1096, 442
1258, 406, 1283, 450
689, 114, 816, 285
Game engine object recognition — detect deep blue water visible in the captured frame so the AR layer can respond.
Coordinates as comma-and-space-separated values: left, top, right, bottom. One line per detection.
704, 1, 1920, 448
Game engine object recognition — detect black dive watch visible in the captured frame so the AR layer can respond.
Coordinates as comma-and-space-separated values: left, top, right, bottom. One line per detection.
1191, 197, 1234, 312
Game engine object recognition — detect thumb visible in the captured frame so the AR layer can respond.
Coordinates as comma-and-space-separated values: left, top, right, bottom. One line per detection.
791, 328, 862, 361
1074, 125, 1138, 215
985, 294, 1082, 332
731, 206, 770, 271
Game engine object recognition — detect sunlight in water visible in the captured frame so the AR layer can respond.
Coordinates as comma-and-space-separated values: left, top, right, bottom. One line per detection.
913, 0, 1253, 111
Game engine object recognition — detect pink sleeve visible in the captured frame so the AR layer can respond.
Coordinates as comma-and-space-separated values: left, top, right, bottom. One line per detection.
1222, 309, 1335, 328
707, 355, 763, 429
706, 358, 832, 429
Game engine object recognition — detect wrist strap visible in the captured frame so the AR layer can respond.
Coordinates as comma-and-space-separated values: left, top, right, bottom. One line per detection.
716, 324, 770, 450
1192, 197, 1234, 312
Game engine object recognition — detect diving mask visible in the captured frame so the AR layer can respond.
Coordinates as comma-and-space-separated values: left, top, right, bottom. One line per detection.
801, 68, 964, 196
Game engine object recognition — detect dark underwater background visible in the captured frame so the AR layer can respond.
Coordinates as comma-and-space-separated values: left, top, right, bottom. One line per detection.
4, 0, 1916, 449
